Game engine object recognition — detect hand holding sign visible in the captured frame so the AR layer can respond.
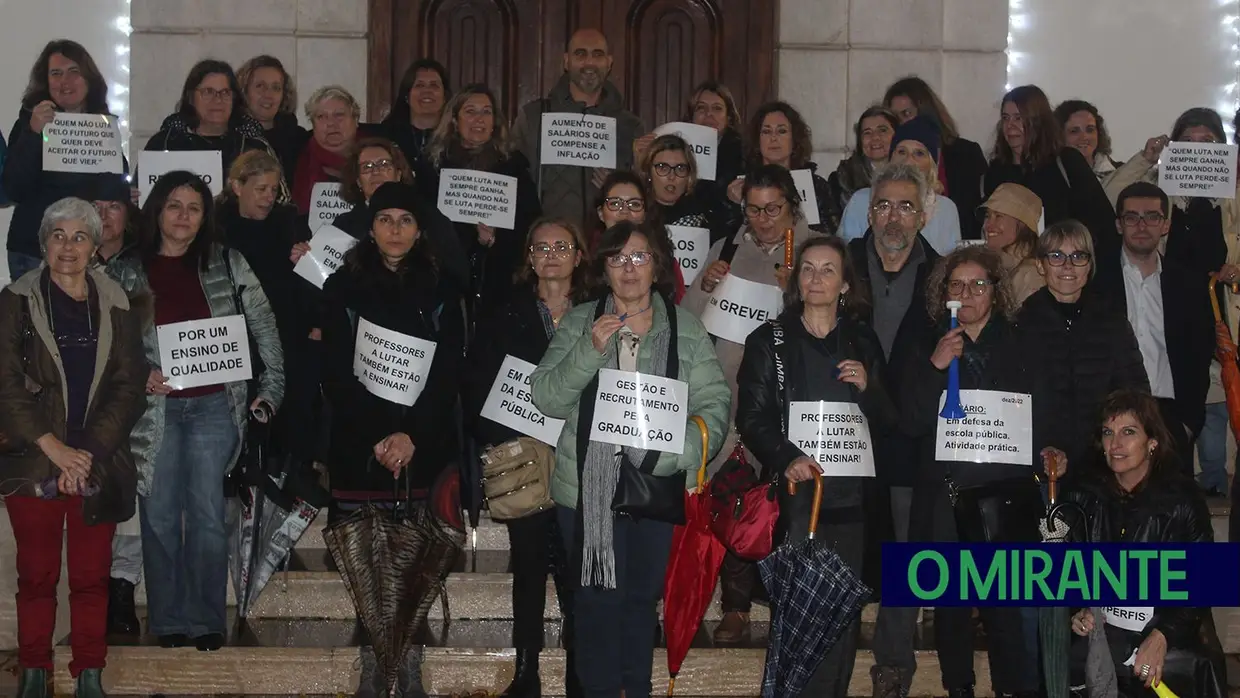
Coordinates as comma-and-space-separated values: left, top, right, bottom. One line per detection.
700, 260, 730, 293
29, 100, 56, 134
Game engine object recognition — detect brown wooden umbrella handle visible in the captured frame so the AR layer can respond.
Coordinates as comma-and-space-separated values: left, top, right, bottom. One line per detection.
787, 472, 825, 540
783, 228, 795, 268
690, 415, 708, 494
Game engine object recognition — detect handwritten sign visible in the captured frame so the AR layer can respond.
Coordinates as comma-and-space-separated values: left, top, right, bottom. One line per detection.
787, 401, 876, 477
481, 355, 566, 446
353, 318, 437, 406
138, 150, 223, 207
294, 225, 358, 289
436, 168, 518, 229
666, 225, 709, 286
539, 113, 617, 169
701, 275, 784, 344
652, 121, 718, 181
309, 182, 348, 232
156, 315, 252, 390
935, 389, 1033, 465
790, 169, 821, 225
1160, 142, 1238, 199
42, 113, 123, 174
590, 368, 688, 454
1101, 606, 1154, 633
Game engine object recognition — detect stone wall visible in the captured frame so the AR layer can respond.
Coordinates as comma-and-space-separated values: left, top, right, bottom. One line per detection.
777, 0, 1009, 173
129, 0, 370, 153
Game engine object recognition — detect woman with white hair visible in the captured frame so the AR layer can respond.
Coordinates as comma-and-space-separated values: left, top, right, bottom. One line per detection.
291, 85, 361, 216
0, 197, 147, 698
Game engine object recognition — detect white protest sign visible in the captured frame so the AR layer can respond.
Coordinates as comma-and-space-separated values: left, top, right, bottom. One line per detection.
1160, 142, 1238, 199
790, 169, 821, 225
590, 368, 688, 454
309, 182, 348, 232
481, 355, 566, 446
42, 113, 123, 174
138, 150, 223, 206
935, 389, 1032, 465
294, 225, 358, 289
652, 121, 718, 181
1102, 607, 1154, 633
666, 225, 709, 286
436, 168, 518, 229
787, 401, 876, 477
701, 275, 784, 344
156, 315, 252, 390
539, 113, 617, 169
353, 318, 437, 406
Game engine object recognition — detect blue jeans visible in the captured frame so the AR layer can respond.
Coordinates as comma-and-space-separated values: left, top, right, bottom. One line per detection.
140, 392, 238, 637
1196, 403, 1231, 493
7, 250, 41, 282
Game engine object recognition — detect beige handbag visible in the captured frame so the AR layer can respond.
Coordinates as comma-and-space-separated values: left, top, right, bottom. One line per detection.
480, 437, 555, 521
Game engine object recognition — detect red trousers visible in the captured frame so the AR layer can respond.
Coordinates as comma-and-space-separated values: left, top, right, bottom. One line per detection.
6, 495, 116, 676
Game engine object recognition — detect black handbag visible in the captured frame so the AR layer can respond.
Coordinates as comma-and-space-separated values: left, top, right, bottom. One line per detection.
947, 473, 1043, 543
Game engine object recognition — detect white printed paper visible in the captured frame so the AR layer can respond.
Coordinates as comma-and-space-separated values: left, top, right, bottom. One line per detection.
1102, 607, 1154, 633
790, 169, 821, 225
787, 401, 876, 477
935, 389, 1033, 465
652, 121, 719, 181
436, 168, 518, 229
590, 368, 688, 454
42, 113, 123, 174
666, 225, 710, 286
353, 318, 437, 406
138, 150, 223, 206
1160, 142, 1238, 199
309, 182, 348, 232
539, 113, 617, 169
294, 225, 358, 289
156, 315, 253, 390
480, 355, 566, 446
700, 275, 784, 344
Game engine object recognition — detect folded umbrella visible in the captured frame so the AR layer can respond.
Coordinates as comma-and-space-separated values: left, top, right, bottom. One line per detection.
1208, 276, 1240, 442
1038, 466, 1072, 698
757, 473, 871, 698
663, 416, 724, 696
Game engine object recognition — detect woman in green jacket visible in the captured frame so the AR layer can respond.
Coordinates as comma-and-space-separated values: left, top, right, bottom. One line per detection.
531, 220, 730, 698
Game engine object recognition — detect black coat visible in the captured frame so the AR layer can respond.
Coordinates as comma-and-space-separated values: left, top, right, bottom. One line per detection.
320, 256, 465, 493
216, 200, 310, 344
264, 112, 310, 184
941, 137, 988, 240
143, 114, 273, 185
1012, 286, 1150, 471
1093, 251, 1215, 436
1168, 198, 1229, 292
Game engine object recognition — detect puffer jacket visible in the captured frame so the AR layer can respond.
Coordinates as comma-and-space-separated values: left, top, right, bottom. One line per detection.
513, 74, 645, 228
0, 267, 147, 524
530, 293, 731, 508
106, 245, 285, 495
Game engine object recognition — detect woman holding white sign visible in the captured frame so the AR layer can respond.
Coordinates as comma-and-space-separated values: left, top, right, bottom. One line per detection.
735, 236, 896, 697
108, 171, 285, 653
530, 221, 729, 698
319, 181, 465, 696
425, 84, 542, 321
463, 217, 590, 698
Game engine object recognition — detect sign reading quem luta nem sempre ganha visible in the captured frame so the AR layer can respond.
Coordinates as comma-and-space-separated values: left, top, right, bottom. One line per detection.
1160, 141, 1239, 199
436, 168, 518, 230
156, 315, 253, 390
539, 113, 617, 169
352, 318, 437, 406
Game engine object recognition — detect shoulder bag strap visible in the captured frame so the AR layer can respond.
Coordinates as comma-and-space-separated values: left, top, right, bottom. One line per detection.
636, 302, 679, 475
220, 248, 245, 317
718, 229, 742, 265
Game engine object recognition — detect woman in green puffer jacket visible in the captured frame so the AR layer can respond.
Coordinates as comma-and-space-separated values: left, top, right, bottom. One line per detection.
531, 220, 730, 698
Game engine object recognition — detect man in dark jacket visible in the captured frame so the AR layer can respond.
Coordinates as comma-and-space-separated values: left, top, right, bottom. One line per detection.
512, 28, 643, 229
1094, 182, 1214, 479
845, 163, 941, 698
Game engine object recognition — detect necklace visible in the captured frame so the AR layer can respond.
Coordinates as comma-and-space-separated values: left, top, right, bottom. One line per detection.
542, 296, 570, 327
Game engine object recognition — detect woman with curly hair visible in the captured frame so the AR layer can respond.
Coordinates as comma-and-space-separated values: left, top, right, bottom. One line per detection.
1054, 99, 1120, 185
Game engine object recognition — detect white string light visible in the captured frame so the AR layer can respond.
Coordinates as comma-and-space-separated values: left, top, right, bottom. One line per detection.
1005, 0, 1025, 92
110, 0, 132, 161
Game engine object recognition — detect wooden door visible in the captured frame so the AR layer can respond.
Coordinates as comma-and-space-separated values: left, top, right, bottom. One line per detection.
368, 0, 776, 129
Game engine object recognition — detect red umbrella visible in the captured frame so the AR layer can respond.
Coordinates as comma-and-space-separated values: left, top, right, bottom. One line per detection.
663, 416, 726, 696
1209, 276, 1240, 442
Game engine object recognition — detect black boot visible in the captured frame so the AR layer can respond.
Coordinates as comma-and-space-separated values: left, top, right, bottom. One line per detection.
16, 668, 48, 698
106, 578, 140, 636
500, 649, 541, 697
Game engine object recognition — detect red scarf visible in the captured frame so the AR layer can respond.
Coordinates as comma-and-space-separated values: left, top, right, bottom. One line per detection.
292, 138, 348, 214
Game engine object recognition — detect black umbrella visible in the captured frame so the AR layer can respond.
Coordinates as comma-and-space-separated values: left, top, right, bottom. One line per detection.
757, 474, 871, 698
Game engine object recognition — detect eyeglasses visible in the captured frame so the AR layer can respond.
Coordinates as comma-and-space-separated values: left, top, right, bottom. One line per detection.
359, 159, 395, 174
653, 162, 691, 178
1043, 250, 1092, 267
947, 279, 994, 297
871, 200, 921, 218
530, 242, 576, 258
1120, 211, 1166, 228
605, 251, 653, 268
196, 87, 233, 102
744, 200, 788, 219
603, 197, 645, 213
